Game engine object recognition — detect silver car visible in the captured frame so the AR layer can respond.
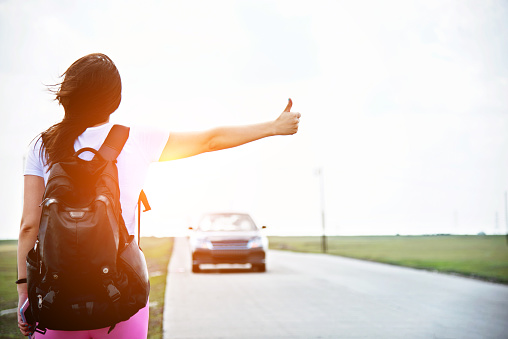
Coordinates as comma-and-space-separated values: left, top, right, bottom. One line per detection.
189, 213, 268, 272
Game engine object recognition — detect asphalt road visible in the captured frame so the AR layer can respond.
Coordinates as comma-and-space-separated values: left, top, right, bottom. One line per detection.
163, 237, 508, 339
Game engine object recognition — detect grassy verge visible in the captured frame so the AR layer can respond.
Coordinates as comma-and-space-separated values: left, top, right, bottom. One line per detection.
0, 237, 173, 339
142, 237, 174, 339
0, 240, 19, 339
269, 235, 508, 284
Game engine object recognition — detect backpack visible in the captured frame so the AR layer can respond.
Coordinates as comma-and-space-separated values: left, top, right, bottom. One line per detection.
26, 125, 150, 334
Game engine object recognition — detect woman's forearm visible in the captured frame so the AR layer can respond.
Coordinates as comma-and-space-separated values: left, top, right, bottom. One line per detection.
17, 224, 38, 294
207, 99, 299, 152
17, 175, 45, 294
17, 225, 38, 278
207, 121, 276, 152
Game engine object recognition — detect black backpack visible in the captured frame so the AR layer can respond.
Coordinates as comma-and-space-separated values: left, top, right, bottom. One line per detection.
26, 125, 150, 334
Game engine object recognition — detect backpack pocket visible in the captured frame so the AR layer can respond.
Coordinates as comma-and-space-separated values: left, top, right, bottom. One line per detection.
119, 236, 149, 287
26, 248, 40, 285
116, 236, 150, 321
26, 248, 42, 320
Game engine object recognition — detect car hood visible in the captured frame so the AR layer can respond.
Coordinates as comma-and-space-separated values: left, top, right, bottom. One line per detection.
193, 231, 261, 241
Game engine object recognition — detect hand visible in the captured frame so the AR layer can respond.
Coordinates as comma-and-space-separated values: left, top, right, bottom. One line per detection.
274, 98, 301, 135
18, 292, 33, 336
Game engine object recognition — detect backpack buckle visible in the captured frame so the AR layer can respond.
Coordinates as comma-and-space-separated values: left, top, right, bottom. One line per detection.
105, 283, 121, 303
42, 290, 56, 310
35, 327, 47, 335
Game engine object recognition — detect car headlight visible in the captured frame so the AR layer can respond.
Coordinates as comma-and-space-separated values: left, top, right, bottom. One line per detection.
247, 236, 264, 249
195, 238, 213, 250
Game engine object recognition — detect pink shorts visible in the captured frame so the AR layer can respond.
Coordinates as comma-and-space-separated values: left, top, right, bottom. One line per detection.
34, 301, 149, 339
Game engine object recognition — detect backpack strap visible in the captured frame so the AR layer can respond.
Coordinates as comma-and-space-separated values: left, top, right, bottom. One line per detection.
98, 124, 130, 161
137, 190, 151, 245
99, 125, 150, 246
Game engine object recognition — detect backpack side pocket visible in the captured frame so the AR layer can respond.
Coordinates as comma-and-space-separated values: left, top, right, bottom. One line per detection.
116, 236, 150, 321
26, 248, 42, 320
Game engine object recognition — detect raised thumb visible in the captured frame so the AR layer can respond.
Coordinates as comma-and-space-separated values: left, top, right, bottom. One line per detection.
283, 98, 293, 112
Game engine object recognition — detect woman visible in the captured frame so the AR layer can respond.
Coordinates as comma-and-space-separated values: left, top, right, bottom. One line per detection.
17, 53, 300, 338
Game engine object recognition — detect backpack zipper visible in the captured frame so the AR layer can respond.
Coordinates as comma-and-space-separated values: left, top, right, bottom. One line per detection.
39, 198, 58, 207
38, 294, 43, 309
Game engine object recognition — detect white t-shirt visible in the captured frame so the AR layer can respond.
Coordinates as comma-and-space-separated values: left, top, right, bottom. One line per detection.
24, 122, 170, 236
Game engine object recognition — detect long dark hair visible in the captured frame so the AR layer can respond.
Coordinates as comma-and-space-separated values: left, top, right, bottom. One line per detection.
38, 53, 122, 169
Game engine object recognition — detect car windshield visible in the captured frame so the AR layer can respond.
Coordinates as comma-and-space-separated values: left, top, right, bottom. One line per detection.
198, 214, 256, 232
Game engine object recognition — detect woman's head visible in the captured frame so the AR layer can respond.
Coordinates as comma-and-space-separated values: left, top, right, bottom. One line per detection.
56, 53, 122, 124
40, 53, 122, 169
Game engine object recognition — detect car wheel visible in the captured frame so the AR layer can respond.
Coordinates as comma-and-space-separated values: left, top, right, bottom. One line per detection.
253, 263, 266, 272
192, 264, 200, 273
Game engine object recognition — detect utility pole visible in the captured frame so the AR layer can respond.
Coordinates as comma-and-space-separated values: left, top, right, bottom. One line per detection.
315, 167, 327, 253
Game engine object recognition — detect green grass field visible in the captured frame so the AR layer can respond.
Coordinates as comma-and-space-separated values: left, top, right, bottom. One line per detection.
0, 237, 173, 339
269, 235, 508, 283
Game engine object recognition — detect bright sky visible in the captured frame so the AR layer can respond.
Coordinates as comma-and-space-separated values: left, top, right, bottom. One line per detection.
1, 0, 508, 239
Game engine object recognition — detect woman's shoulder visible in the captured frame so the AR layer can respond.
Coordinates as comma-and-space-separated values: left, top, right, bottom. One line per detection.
125, 124, 170, 142
26, 135, 44, 159
25, 135, 46, 176
123, 124, 170, 163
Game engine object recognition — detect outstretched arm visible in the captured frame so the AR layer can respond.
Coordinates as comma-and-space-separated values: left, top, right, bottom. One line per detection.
159, 99, 300, 162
